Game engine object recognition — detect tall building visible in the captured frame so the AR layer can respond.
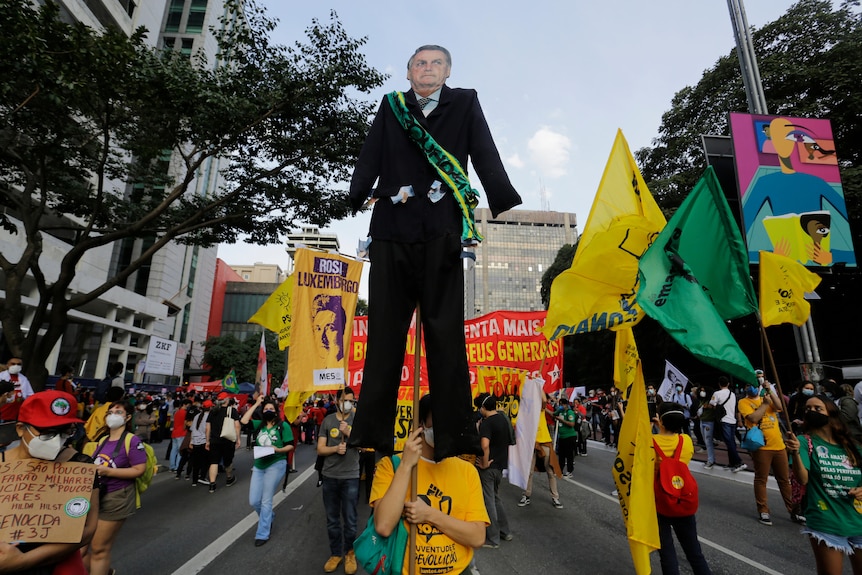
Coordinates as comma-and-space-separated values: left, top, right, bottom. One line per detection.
284, 226, 340, 274
0, 1, 237, 385
468, 208, 578, 317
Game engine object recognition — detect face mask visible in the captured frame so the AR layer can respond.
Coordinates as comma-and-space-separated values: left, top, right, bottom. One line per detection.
804, 410, 829, 429
423, 427, 435, 447
647, 389, 655, 396
7, 365, 21, 375
699, 391, 706, 398
341, 400, 353, 412
262, 410, 277, 422
23, 427, 66, 461
756, 376, 765, 385
106, 413, 126, 429
675, 385, 683, 392
137, 404, 146, 411
802, 389, 815, 397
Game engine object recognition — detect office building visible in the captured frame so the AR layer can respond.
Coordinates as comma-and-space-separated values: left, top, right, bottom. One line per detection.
468, 208, 578, 317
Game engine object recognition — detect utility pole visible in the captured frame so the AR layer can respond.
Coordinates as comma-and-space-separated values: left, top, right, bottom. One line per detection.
726, 0, 822, 383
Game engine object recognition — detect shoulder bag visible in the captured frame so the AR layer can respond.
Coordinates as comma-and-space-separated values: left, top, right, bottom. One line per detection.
353, 456, 409, 575
220, 407, 237, 441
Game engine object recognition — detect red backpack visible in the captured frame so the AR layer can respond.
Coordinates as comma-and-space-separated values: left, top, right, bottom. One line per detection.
653, 436, 699, 517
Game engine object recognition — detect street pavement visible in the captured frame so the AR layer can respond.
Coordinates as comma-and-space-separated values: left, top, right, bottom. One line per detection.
109, 437, 844, 574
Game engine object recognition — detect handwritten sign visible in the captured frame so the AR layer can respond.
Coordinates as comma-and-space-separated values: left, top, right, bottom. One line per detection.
0, 460, 95, 544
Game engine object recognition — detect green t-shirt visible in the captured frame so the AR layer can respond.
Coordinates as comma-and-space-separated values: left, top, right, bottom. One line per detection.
798, 433, 862, 536
557, 408, 578, 439
252, 420, 293, 470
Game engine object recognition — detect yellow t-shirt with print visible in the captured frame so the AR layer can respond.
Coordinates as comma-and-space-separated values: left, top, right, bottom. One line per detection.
370, 456, 490, 575
738, 396, 785, 451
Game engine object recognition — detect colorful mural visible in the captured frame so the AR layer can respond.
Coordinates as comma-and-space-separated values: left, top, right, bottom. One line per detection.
730, 112, 855, 267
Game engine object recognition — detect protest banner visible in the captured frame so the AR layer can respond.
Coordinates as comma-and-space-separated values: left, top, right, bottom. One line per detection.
0, 460, 95, 544
347, 310, 563, 397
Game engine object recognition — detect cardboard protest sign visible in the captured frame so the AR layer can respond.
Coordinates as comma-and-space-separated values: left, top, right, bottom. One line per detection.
0, 460, 95, 544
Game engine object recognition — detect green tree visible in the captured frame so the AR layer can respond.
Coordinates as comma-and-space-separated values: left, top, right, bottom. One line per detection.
540, 243, 577, 309
635, 0, 861, 245
0, 1, 386, 388
203, 331, 285, 386
355, 297, 369, 316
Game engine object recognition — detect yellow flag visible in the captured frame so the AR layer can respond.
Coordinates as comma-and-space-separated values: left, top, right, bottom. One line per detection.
759, 250, 822, 327
287, 249, 363, 393
248, 275, 293, 350
543, 130, 666, 341
612, 328, 659, 574
283, 391, 313, 425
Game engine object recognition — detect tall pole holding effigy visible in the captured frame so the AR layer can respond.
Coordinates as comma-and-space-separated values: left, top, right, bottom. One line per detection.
727, 0, 822, 385
408, 306, 422, 575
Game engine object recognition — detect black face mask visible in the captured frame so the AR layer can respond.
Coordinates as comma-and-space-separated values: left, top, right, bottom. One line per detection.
262, 411, 277, 422
804, 410, 830, 429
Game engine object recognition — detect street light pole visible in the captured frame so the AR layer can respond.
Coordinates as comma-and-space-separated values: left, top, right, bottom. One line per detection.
726, 0, 822, 382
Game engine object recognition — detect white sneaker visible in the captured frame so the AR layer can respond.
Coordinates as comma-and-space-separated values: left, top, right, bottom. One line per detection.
552, 498, 564, 509
517, 495, 531, 507
732, 463, 748, 473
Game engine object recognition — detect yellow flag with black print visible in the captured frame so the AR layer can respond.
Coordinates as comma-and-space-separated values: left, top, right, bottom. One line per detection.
759, 250, 821, 327
248, 275, 293, 350
612, 328, 659, 574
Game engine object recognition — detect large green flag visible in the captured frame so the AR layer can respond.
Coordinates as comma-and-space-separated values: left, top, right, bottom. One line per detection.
638, 167, 757, 384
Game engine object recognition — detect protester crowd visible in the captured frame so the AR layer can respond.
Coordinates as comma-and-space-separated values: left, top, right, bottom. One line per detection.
3, 354, 862, 575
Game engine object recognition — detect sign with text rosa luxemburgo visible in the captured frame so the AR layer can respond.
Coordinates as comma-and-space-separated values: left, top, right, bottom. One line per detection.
0, 460, 95, 543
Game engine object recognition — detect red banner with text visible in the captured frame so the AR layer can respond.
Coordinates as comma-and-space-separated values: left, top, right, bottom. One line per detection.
347, 310, 563, 397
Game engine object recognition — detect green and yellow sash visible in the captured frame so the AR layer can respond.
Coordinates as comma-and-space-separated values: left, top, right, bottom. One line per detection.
386, 91, 482, 244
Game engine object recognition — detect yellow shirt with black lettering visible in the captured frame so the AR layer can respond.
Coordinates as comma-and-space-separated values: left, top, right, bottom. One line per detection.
738, 396, 786, 451
370, 456, 489, 575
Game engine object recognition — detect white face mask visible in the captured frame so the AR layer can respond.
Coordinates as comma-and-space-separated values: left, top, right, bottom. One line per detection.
341, 400, 353, 412
7, 365, 22, 375
699, 391, 706, 398
423, 427, 435, 448
106, 413, 127, 430
23, 427, 66, 461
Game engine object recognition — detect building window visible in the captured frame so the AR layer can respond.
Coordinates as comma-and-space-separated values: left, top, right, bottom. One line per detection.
165, 0, 184, 32
180, 38, 194, 58
186, 0, 208, 33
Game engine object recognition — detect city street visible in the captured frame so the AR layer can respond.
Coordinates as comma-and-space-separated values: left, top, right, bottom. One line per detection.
111, 438, 832, 574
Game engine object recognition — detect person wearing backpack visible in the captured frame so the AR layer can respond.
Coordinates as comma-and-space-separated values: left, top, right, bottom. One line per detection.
240, 395, 294, 547
84, 399, 147, 575
652, 401, 712, 575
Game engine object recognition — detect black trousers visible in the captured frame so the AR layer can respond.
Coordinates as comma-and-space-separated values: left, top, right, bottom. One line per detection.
349, 234, 480, 460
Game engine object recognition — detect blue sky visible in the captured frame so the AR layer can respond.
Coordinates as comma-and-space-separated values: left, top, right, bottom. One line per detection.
217, 1, 800, 297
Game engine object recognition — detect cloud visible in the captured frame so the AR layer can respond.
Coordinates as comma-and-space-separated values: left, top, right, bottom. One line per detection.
505, 153, 525, 169
527, 127, 571, 179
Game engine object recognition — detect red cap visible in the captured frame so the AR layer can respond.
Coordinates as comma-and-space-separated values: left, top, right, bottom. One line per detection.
18, 391, 83, 428
217, 392, 229, 400
202, 400, 214, 409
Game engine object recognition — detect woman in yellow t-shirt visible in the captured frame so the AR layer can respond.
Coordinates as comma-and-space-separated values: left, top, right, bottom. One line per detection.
738, 371, 799, 526
370, 394, 489, 575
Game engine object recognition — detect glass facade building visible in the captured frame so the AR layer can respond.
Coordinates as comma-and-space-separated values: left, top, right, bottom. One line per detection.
469, 208, 578, 317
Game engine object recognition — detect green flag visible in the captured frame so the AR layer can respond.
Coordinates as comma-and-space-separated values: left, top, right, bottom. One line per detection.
222, 369, 239, 394
637, 167, 757, 384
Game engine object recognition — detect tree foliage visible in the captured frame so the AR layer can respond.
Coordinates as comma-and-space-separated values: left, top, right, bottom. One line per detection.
0, 0, 385, 387
540, 243, 577, 309
635, 0, 862, 245
202, 331, 285, 385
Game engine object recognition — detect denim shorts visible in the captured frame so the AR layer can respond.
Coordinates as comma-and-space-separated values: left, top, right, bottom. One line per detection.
802, 526, 862, 555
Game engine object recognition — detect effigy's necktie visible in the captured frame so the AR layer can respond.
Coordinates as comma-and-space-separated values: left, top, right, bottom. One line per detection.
417, 97, 431, 110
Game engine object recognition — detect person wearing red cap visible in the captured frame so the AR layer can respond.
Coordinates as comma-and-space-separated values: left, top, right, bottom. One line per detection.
0, 390, 98, 573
